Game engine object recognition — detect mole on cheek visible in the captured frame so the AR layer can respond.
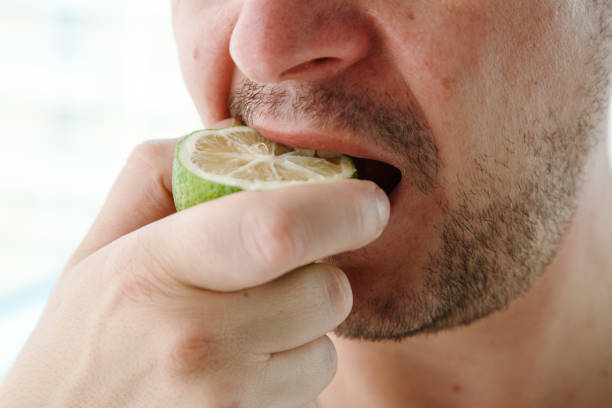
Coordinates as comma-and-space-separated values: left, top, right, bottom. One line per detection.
442, 77, 456, 91
193, 46, 199, 61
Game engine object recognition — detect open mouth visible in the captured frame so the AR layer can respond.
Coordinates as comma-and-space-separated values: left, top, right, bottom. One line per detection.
351, 157, 402, 197
243, 123, 402, 196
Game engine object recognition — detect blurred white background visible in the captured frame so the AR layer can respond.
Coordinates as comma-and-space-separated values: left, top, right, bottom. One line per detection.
0, 0, 611, 381
0, 0, 200, 378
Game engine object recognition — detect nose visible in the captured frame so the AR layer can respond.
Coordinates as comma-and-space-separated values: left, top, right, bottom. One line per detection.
229, 0, 373, 83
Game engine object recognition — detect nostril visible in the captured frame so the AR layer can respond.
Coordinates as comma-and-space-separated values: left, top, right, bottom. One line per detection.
312, 57, 334, 64
229, 0, 373, 84
280, 57, 342, 79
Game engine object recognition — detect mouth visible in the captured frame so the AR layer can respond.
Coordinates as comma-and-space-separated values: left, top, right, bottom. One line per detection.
248, 122, 403, 197
351, 156, 402, 197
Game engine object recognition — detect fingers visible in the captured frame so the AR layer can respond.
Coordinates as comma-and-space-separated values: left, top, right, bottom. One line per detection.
237, 263, 352, 354
66, 139, 179, 269
65, 118, 239, 270
257, 336, 336, 408
134, 178, 389, 292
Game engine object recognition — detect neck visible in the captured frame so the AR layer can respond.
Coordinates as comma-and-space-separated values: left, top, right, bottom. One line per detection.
318, 146, 612, 407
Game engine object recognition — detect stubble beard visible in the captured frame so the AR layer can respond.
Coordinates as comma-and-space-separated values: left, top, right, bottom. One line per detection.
338, 1, 611, 341
228, 8, 610, 340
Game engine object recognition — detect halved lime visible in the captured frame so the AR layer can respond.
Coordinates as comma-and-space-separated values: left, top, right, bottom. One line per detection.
172, 126, 357, 211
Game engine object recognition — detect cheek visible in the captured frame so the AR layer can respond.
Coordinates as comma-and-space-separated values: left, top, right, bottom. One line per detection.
387, 4, 494, 102
386, 6, 495, 174
386, 1, 567, 177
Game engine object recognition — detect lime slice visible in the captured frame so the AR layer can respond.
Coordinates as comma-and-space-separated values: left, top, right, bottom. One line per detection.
172, 126, 357, 211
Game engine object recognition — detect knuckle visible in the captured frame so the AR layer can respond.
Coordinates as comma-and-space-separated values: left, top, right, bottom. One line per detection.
99, 241, 171, 309
240, 201, 303, 268
164, 320, 233, 375
125, 141, 172, 186
127, 139, 168, 166
104, 267, 162, 310
98, 232, 180, 315
131, 229, 180, 291
163, 308, 244, 376
126, 141, 162, 172
164, 328, 252, 407
166, 330, 218, 375
122, 141, 175, 215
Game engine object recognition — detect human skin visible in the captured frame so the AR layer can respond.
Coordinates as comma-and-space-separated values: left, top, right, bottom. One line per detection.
0, 138, 388, 407
173, 0, 611, 337
171, 0, 612, 406
0, 1, 610, 408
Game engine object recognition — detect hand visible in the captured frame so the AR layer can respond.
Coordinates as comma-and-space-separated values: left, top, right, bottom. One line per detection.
0, 130, 390, 407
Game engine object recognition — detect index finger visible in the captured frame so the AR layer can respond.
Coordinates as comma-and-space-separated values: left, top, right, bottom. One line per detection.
133, 179, 389, 291
66, 119, 240, 270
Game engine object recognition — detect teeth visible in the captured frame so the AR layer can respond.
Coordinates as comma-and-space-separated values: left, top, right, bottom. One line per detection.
293, 148, 315, 157
292, 148, 343, 159
315, 150, 342, 159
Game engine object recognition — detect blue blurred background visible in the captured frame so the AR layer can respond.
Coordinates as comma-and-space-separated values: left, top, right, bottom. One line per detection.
0, 0, 611, 381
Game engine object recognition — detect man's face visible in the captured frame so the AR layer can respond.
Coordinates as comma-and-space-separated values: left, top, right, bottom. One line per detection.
172, 0, 610, 339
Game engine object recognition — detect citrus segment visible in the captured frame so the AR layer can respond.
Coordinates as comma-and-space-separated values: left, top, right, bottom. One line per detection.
172, 126, 357, 211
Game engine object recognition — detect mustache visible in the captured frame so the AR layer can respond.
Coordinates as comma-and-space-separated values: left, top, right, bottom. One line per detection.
228, 79, 439, 192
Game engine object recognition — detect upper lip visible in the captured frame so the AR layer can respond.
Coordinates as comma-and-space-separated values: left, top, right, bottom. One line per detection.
250, 120, 400, 168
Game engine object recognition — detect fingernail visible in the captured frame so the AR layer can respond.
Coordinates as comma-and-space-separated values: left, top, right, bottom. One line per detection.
375, 190, 390, 232
359, 185, 390, 241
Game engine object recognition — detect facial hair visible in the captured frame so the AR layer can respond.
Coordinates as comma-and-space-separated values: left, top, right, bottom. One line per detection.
228, 10, 610, 339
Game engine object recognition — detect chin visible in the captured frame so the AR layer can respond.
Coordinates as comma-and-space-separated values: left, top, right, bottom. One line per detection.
320, 180, 451, 341
323, 233, 441, 341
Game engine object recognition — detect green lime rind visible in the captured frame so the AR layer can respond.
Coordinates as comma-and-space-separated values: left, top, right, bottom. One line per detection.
172, 134, 244, 211
172, 127, 359, 211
